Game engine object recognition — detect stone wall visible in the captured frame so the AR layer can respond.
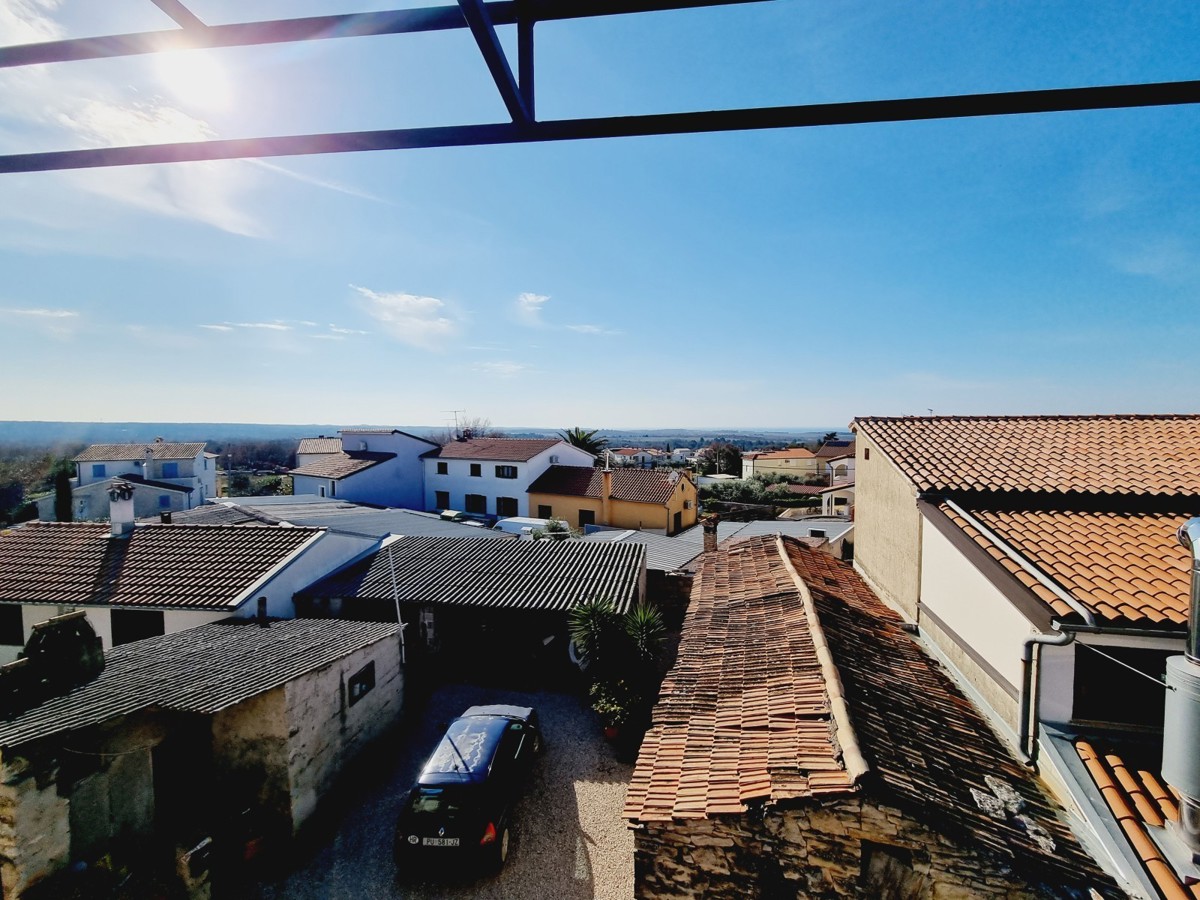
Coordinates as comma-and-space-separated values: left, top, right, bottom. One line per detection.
634, 797, 1058, 899
647, 572, 693, 630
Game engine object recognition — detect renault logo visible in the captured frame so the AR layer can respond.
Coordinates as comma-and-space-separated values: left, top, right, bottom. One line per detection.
438, 827, 445, 837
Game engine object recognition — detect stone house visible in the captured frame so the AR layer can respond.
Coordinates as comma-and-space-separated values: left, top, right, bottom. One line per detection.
624, 535, 1117, 898
0, 616, 402, 899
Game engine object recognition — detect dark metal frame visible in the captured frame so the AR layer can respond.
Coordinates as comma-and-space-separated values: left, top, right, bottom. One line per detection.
0, 0, 1197, 174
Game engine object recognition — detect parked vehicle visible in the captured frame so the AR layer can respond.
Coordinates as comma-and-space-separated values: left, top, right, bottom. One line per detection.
394, 705, 543, 873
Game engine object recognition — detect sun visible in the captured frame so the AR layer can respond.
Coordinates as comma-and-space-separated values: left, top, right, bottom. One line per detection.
153, 50, 233, 112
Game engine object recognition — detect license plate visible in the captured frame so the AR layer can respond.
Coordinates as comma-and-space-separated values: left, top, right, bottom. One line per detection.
422, 837, 460, 847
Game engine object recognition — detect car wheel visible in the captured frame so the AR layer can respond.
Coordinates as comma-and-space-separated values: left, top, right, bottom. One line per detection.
495, 826, 511, 869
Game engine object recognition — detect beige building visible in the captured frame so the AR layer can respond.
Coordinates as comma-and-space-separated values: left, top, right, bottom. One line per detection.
740, 448, 819, 480
526, 466, 698, 535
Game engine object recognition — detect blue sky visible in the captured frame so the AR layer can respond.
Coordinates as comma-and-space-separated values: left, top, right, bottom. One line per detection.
0, 1, 1197, 431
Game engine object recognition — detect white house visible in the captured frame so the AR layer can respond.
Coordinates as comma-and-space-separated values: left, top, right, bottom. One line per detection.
609, 447, 657, 467
423, 436, 593, 519
291, 428, 438, 509
71, 439, 217, 513
823, 453, 855, 483
296, 436, 343, 468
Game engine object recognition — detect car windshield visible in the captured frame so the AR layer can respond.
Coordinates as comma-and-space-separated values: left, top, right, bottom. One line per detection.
408, 786, 467, 816
422, 717, 506, 780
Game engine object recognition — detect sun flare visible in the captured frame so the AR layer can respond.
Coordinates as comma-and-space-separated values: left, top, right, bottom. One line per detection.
153, 50, 233, 112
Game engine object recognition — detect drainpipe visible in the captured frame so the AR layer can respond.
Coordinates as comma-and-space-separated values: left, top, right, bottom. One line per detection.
1163, 518, 1200, 855
941, 499, 1096, 767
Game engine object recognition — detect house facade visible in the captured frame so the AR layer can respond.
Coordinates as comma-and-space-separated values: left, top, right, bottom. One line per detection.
740, 448, 819, 480
295, 436, 343, 468
423, 437, 593, 520
69, 440, 216, 516
850, 414, 1200, 898
291, 428, 437, 509
0, 617, 402, 899
527, 466, 698, 535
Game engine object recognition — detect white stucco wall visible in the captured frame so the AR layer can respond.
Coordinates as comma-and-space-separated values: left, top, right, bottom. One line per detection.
424, 442, 593, 517
919, 521, 1037, 730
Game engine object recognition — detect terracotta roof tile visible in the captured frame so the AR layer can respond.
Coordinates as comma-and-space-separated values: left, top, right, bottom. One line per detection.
425, 437, 563, 462
853, 414, 1200, 496
297, 438, 342, 455
290, 451, 395, 479
940, 505, 1193, 627
74, 442, 206, 462
527, 465, 693, 506
0, 521, 322, 610
1076, 741, 1193, 900
625, 534, 1113, 892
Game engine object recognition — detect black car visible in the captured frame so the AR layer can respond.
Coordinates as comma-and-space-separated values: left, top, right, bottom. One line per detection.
395, 705, 543, 873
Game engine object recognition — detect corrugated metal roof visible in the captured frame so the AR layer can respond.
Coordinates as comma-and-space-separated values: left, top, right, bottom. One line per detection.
0, 522, 323, 610
226, 501, 512, 541
299, 535, 643, 613
580, 529, 702, 572
0, 619, 398, 749
74, 442, 207, 462
672, 519, 854, 547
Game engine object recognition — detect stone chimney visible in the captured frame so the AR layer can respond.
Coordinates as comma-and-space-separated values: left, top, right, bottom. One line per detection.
702, 514, 719, 553
108, 480, 136, 538
601, 468, 613, 527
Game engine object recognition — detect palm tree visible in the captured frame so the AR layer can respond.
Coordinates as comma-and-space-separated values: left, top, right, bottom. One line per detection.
558, 426, 608, 455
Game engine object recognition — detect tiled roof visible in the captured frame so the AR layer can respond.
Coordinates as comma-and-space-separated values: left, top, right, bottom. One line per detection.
150, 503, 279, 526
297, 437, 342, 454
814, 440, 855, 459
103, 473, 192, 494
625, 535, 1113, 892
0, 619, 398, 749
425, 438, 562, 462
852, 414, 1200, 496
744, 448, 815, 460
0, 522, 322, 610
74, 442, 206, 462
527, 466, 691, 505
818, 480, 854, 494
1075, 740, 1196, 900
938, 504, 1193, 627
289, 451, 395, 479
768, 483, 824, 495
297, 535, 644, 613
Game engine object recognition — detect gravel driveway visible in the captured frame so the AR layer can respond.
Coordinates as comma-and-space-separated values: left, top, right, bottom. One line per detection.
246, 682, 635, 900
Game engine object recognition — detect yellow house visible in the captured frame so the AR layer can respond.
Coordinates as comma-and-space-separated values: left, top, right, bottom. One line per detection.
741, 448, 820, 479
527, 466, 699, 536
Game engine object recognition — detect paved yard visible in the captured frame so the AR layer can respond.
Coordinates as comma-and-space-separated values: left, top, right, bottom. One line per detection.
245, 682, 635, 900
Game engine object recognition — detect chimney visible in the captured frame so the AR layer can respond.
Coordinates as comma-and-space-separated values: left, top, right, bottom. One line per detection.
108, 480, 136, 538
160, 511, 172, 524
702, 514, 719, 553
601, 468, 613, 527
257, 596, 269, 626
1163, 518, 1200, 857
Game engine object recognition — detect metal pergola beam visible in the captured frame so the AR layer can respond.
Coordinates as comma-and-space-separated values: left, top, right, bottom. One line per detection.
0, 0, 764, 68
2, 80, 1197, 175
457, 0, 531, 125
148, 0, 206, 32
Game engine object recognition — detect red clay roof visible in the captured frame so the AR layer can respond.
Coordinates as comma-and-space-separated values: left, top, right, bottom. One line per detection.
744, 448, 815, 460
426, 437, 561, 462
625, 535, 1112, 891
527, 466, 692, 505
74, 442, 206, 462
853, 414, 1200, 495
1075, 740, 1198, 900
290, 451, 395, 479
939, 504, 1193, 627
0, 521, 322, 610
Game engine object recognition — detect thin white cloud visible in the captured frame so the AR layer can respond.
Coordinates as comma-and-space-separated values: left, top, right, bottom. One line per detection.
567, 323, 621, 336
352, 285, 463, 350
312, 334, 345, 341
473, 361, 530, 378
329, 325, 369, 335
234, 322, 292, 331
1, 307, 78, 318
515, 292, 550, 327
199, 324, 234, 332
248, 160, 384, 204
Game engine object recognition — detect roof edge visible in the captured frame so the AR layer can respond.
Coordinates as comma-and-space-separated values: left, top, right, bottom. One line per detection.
774, 535, 870, 784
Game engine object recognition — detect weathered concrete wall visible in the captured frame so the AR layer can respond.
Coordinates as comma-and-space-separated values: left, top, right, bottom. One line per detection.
283, 634, 403, 833
211, 690, 292, 841
635, 798, 1058, 899
851, 432, 922, 620
0, 756, 70, 899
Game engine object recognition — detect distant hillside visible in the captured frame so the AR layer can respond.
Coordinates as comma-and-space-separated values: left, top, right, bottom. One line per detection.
0, 422, 850, 450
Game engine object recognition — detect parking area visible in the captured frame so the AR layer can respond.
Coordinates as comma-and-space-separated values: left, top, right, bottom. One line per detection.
246, 682, 635, 900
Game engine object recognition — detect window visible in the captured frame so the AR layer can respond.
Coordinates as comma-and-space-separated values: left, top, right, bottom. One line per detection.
204, 458, 208, 470
435, 490, 450, 510
496, 497, 519, 517
91, 463, 106, 478
537, 505, 552, 518
348, 661, 375, 707
162, 462, 179, 478
470, 463, 482, 477
330, 480, 336, 497
495, 465, 518, 479
437, 462, 448, 475
579, 509, 596, 527
111, 609, 165, 646
0, 606, 23, 646
864, 447, 870, 460
319, 486, 326, 497
158, 495, 171, 509
465, 494, 487, 514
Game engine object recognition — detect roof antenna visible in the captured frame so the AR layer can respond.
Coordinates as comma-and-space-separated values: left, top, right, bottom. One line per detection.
927, 408, 934, 416
442, 409, 465, 439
